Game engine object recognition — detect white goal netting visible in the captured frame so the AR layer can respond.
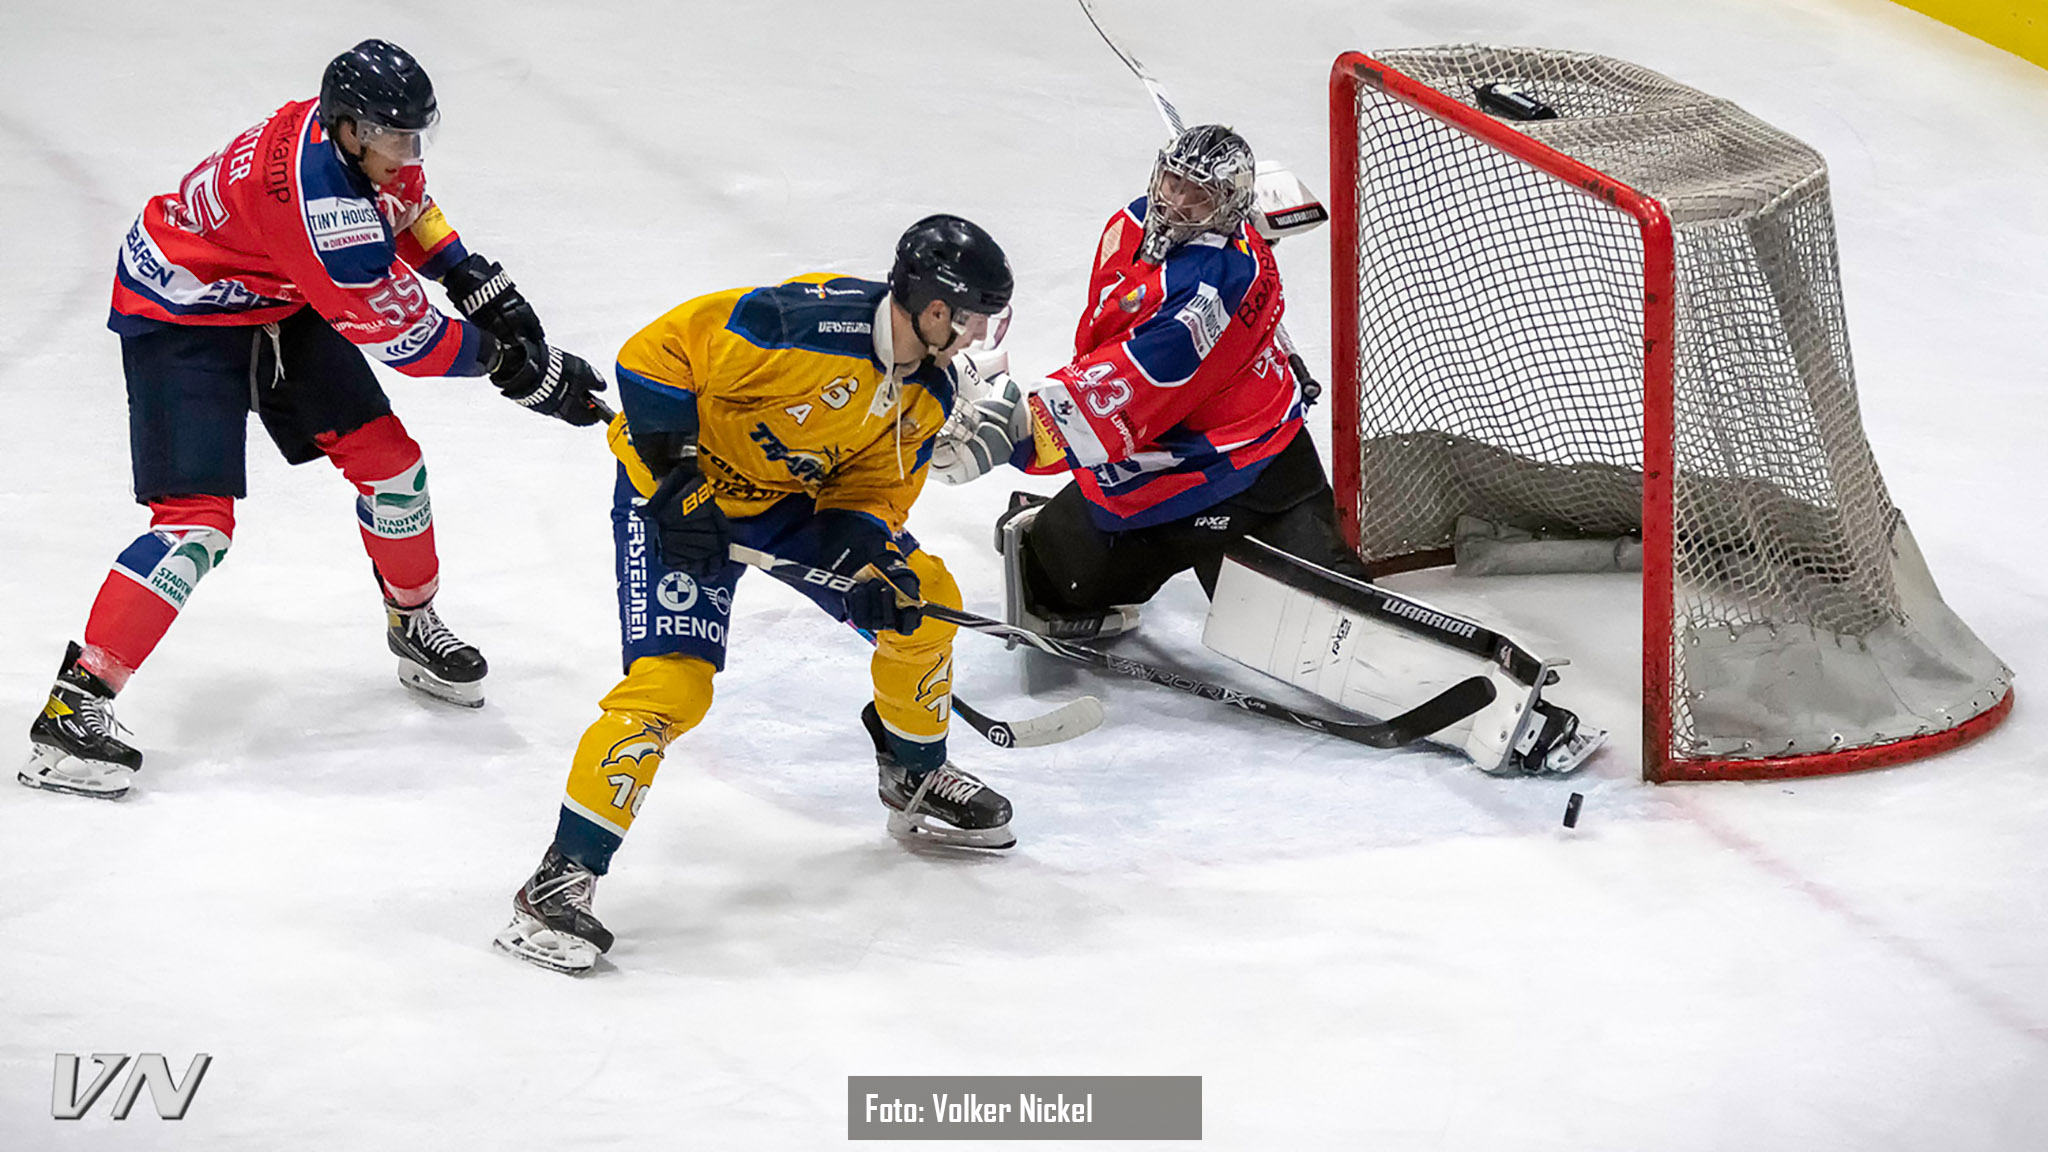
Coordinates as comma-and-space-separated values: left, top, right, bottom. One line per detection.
1339, 46, 2010, 774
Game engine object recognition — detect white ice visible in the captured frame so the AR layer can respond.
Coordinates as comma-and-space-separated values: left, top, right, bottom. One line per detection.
3, 1, 2045, 1149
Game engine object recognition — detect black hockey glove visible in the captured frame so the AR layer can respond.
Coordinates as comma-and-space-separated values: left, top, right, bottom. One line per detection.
638, 449, 733, 577
844, 552, 924, 635
487, 336, 610, 427
443, 253, 545, 345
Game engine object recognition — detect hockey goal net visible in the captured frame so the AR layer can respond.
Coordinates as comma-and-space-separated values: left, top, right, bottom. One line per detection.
1327, 47, 2012, 781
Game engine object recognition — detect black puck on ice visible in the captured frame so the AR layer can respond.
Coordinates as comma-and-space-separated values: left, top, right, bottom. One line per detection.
1562, 792, 1584, 828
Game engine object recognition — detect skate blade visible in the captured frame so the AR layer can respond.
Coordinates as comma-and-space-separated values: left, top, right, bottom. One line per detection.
397, 660, 485, 708
886, 808, 1017, 851
492, 914, 597, 975
17, 746, 133, 800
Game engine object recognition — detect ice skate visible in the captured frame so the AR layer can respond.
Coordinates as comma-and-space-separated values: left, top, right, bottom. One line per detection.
864, 703, 1015, 850
493, 847, 613, 974
996, 492, 1140, 644
1512, 700, 1608, 777
19, 642, 141, 800
386, 598, 487, 707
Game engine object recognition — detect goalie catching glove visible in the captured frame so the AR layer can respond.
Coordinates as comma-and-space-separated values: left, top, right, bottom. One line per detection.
486, 334, 609, 427
931, 358, 1033, 486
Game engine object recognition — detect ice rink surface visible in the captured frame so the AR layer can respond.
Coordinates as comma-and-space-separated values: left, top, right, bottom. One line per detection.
2, 1, 2045, 1148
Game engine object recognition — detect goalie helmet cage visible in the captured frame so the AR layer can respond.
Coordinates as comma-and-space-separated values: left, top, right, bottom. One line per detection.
1326, 47, 2013, 782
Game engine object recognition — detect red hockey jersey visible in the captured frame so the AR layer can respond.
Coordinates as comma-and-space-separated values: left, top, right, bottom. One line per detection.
1025, 197, 1305, 530
109, 98, 485, 377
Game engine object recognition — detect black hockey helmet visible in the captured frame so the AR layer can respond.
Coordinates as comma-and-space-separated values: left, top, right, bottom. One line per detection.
890, 214, 1014, 321
319, 39, 439, 137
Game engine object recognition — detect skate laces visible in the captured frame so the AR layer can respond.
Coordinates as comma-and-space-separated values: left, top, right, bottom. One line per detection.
60, 681, 127, 742
915, 765, 982, 807
529, 861, 597, 911
404, 604, 468, 658
81, 696, 123, 740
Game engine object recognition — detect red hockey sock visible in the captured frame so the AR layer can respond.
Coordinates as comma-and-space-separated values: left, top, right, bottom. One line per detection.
78, 496, 237, 690
321, 415, 440, 608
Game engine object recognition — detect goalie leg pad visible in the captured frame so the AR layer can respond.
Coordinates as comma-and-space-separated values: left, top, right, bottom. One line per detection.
996, 491, 1141, 643
1202, 539, 1605, 775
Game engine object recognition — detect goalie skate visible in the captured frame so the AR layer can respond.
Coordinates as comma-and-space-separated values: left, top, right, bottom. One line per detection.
1511, 699, 1608, 777
865, 704, 1016, 851
19, 642, 140, 800
387, 599, 487, 708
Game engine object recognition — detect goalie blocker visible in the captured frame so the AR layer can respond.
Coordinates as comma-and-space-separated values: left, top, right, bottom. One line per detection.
1202, 539, 1606, 776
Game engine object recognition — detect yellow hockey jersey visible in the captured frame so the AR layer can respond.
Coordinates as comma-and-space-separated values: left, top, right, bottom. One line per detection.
607, 274, 957, 530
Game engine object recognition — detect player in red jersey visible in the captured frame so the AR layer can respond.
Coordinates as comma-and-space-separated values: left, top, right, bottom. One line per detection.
20, 40, 608, 801
930, 124, 1366, 640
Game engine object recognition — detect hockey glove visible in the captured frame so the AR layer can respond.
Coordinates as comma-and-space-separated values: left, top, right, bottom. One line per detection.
487, 336, 610, 427
638, 449, 732, 577
844, 553, 924, 635
443, 254, 545, 345
930, 371, 1029, 486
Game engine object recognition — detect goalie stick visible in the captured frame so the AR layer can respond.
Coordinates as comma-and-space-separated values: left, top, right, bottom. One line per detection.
732, 546, 1496, 750
1076, 0, 1329, 403
1077, 0, 1185, 135
586, 399, 1099, 749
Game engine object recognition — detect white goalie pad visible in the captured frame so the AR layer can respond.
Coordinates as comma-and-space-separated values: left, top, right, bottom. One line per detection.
1252, 161, 1330, 241
1201, 540, 1604, 775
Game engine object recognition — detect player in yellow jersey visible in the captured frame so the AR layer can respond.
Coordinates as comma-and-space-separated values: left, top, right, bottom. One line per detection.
495, 216, 1016, 973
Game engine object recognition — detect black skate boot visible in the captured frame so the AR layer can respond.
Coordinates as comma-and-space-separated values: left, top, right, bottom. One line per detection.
493, 846, 613, 974
864, 703, 1015, 850
20, 642, 142, 800
386, 598, 487, 707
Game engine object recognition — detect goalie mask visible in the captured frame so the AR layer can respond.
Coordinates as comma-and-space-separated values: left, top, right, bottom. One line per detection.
1140, 124, 1256, 263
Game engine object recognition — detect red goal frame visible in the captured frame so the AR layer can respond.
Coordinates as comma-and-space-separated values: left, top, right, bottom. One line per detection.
1326, 51, 2012, 782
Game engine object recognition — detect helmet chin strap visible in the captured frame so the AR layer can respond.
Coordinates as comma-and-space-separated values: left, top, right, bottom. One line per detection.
328, 117, 372, 175
912, 306, 958, 361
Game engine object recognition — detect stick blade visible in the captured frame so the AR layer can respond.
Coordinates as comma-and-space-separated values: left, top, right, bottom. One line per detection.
1325, 675, 1498, 749
975, 695, 1106, 748
1384, 675, 1498, 747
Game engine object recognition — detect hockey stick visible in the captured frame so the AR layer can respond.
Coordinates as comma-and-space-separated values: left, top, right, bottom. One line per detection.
1077, 0, 1184, 135
950, 693, 1106, 750
1075, 0, 1328, 405
586, 399, 1096, 748
733, 546, 1496, 750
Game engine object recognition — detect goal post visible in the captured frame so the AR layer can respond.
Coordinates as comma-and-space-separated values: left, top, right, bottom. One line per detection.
1326, 47, 2013, 782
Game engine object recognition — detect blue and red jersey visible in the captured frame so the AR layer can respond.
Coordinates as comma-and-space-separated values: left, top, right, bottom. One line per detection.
109, 98, 486, 378
1025, 197, 1305, 530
